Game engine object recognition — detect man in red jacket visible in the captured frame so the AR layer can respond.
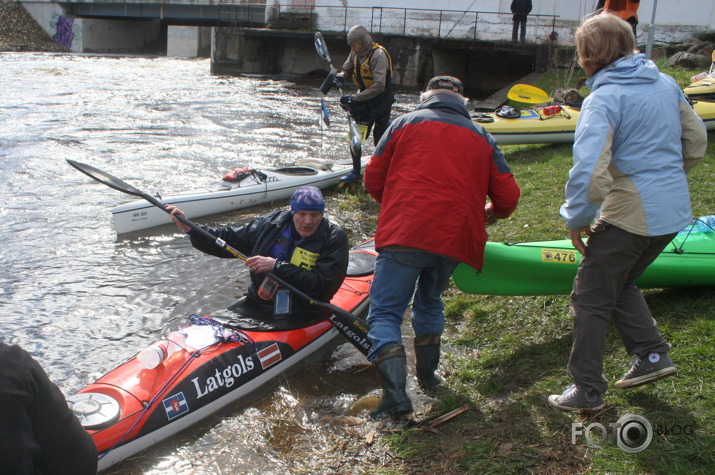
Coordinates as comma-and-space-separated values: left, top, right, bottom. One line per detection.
364, 76, 521, 418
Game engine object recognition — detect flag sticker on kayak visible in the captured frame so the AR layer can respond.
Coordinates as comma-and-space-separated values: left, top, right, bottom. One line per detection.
257, 343, 282, 369
541, 248, 578, 264
163, 392, 189, 420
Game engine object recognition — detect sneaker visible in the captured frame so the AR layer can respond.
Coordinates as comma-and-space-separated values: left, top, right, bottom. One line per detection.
615, 353, 677, 389
548, 384, 605, 411
339, 170, 362, 183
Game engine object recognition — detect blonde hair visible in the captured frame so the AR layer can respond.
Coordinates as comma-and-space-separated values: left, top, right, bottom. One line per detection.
576, 13, 637, 73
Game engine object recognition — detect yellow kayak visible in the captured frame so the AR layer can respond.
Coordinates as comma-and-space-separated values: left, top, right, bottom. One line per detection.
473, 104, 580, 145
475, 101, 715, 145
684, 77, 715, 101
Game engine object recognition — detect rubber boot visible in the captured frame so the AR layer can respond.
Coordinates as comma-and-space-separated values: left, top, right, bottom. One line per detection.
370, 345, 413, 419
414, 334, 443, 389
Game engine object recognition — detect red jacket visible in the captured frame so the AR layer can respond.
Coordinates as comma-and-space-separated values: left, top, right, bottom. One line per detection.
364, 93, 520, 271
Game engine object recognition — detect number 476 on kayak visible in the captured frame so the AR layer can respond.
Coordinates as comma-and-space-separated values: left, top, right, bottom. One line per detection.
542, 249, 578, 264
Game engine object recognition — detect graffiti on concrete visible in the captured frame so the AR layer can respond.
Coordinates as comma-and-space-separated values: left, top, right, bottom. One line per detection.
52, 15, 77, 49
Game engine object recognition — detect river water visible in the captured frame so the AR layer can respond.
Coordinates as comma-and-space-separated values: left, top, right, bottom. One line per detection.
0, 53, 424, 473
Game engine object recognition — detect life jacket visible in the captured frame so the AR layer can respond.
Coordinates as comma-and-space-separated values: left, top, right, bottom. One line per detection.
604, 0, 640, 24
351, 43, 392, 91
269, 225, 319, 271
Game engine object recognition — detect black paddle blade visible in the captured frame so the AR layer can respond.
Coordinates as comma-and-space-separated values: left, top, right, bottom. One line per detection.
66, 159, 145, 198
320, 68, 337, 95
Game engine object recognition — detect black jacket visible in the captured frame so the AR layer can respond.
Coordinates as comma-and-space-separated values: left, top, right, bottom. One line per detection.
0, 344, 98, 474
511, 0, 533, 21
188, 210, 348, 315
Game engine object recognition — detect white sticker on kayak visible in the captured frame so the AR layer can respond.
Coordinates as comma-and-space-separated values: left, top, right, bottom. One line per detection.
541, 248, 578, 264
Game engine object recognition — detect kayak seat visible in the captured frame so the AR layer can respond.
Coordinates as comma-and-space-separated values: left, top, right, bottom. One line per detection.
347, 250, 376, 277
472, 113, 495, 123
272, 167, 318, 176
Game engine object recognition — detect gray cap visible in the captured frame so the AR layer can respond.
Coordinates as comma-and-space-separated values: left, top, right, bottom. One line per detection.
426, 76, 464, 95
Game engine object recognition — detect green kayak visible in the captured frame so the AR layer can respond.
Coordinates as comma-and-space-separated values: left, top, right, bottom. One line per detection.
453, 217, 715, 296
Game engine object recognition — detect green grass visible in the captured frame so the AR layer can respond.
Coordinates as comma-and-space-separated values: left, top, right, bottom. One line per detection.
341, 71, 715, 472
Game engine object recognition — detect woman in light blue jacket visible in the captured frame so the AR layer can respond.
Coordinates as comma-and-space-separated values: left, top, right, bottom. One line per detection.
548, 13, 707, 412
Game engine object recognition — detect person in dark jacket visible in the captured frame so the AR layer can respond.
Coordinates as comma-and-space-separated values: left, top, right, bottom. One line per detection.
168, 186, 348, 321
336, 25, 395, 183
363, 76, 521, 419
511, 0, 533, 43
0, 343, 98, 474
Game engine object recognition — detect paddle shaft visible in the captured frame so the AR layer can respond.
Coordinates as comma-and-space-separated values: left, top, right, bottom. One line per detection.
66, 159, 372, 355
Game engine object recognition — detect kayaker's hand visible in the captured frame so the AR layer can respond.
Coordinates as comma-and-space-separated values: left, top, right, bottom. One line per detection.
166, 205, 191, 233
484, 202, 497, 226
340, 95, 353, 111
569, 226, 591, 256
334, 74, 344, 90
245, 256, 277, 274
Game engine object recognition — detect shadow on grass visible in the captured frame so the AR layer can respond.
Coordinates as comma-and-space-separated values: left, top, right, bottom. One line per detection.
396, 378, 598, 473
620, 391, 715, 473
473, 334, 573, 397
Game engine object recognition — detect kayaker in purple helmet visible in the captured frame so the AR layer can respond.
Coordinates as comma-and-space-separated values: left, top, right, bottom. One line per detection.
167, 186, 348, 321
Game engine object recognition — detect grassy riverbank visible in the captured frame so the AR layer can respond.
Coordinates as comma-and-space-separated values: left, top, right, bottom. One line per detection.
332, 64, 715, 474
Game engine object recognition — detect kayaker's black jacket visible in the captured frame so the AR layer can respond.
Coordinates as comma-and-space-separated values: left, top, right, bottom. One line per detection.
188, 210, 348, 316
0, 343, 98, 475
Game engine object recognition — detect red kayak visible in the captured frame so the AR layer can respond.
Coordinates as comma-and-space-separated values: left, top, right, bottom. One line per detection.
68, 241, 376, 471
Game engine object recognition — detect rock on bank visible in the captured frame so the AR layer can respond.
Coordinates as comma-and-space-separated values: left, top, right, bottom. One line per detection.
0, 0, 66, 52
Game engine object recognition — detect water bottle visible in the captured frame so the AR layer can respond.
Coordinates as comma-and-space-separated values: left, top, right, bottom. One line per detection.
137, 341, 168, 369
137, 331, 187, 369
257, 276, 279, 300
166, 331, 187, 355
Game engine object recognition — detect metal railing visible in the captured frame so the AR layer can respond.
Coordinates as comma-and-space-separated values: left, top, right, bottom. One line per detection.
218, 2, 559, 43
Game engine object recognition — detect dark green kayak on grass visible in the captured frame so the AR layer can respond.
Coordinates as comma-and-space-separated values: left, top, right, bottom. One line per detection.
452, 217, 715, 296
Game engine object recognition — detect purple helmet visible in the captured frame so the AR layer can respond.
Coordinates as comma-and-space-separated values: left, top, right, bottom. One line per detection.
290, 186, 325, 214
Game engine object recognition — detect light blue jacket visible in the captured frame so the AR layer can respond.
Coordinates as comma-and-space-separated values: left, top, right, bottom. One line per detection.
560, 54, 707, 236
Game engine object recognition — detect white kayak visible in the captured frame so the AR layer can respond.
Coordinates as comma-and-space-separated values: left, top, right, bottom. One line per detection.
112, 158, 366, 234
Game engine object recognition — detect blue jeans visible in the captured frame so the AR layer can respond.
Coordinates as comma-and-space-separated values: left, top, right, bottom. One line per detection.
366, 249, 458, 362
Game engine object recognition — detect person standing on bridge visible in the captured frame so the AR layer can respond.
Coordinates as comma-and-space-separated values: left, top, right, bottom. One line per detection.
334, 25, 395, 183
511, 0, 533, 43
596, 0, 640, 36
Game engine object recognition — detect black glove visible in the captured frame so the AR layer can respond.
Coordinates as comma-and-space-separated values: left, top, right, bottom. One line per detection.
334, 75, 344, 90
340, 95, 353, 105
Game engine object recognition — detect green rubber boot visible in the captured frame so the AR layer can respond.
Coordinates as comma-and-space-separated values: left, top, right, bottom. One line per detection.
370, 345, 413, 419
414, 334, 443, 389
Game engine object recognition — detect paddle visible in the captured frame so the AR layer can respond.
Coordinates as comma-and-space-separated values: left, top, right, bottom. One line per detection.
314, 31, 362, 160
66, 159, 372, 356
507, 84, 553, 104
